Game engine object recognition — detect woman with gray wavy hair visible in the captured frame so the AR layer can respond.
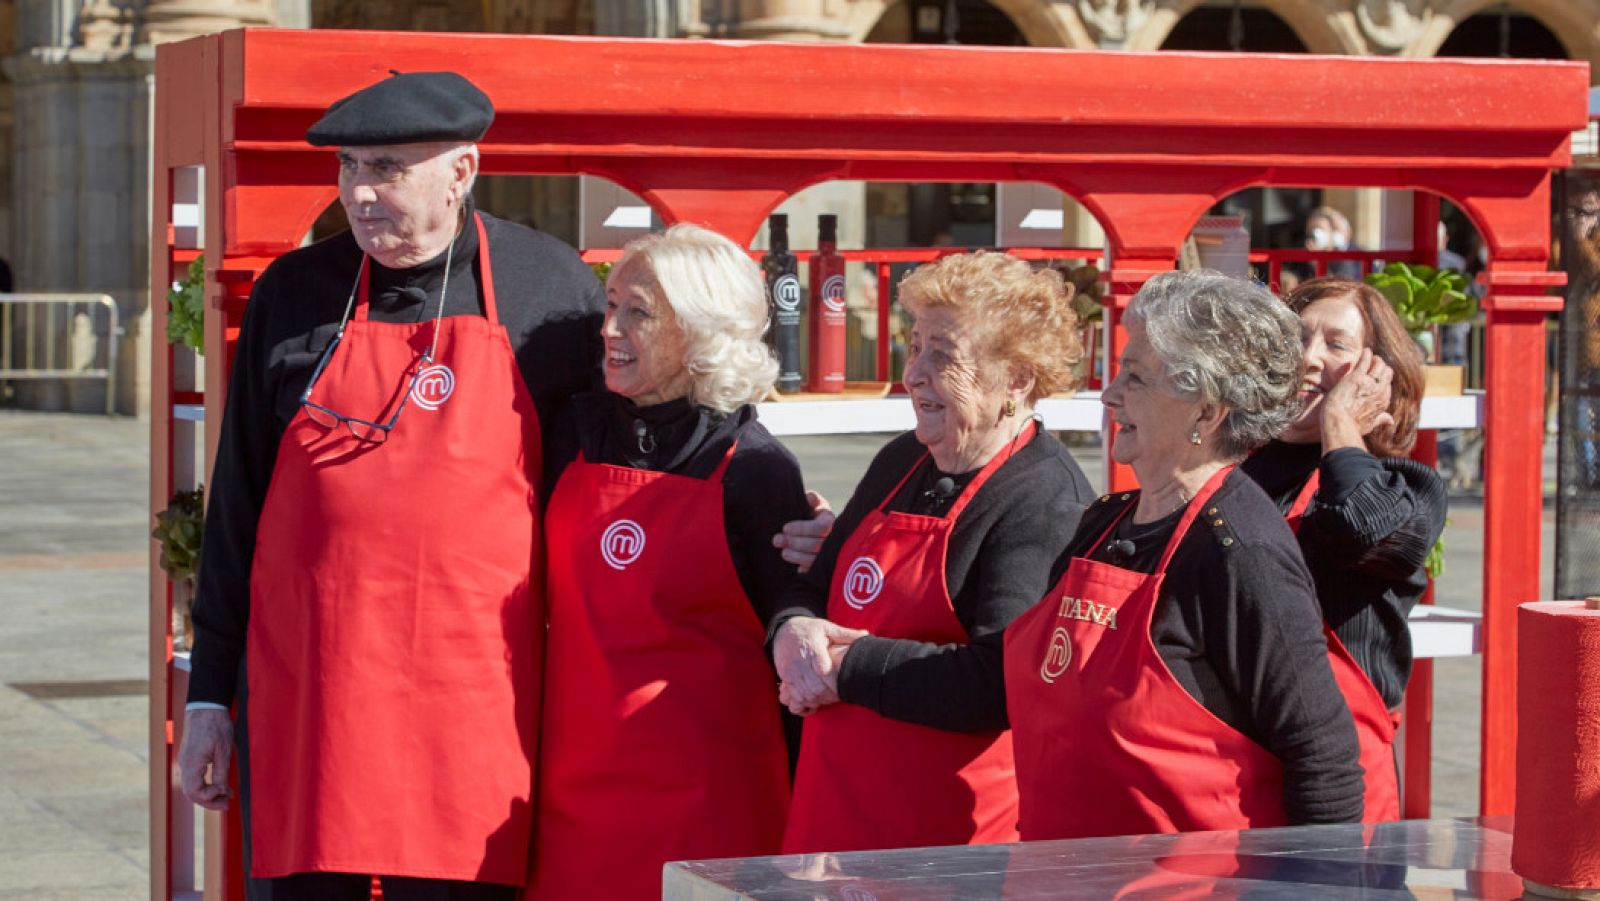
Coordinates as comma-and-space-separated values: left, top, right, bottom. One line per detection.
1005, 269, 1365, 840
531, 223, 809, 899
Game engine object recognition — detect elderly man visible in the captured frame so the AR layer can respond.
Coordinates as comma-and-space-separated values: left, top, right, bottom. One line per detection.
177, 71, 602, 899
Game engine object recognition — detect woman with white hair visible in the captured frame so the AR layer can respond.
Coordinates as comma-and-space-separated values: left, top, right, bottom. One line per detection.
529, 224, 809, 900
1006, 269, 1365, 840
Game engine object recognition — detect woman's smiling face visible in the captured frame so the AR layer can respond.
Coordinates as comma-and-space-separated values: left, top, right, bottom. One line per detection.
601, 266, 692, 407
1101, 318, 1203, 476
1280, 293, 1368, 445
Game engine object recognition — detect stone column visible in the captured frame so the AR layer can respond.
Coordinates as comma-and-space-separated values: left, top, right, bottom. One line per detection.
731, 0, 852, 41
4, 47, 153, 414
4, 0, 279, 415
139, 0, 272, 44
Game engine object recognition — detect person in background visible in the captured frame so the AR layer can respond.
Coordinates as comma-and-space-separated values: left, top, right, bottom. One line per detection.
529, 225, 808, 900
773, 251, 1095, 854
1304, 205, 1364, 280
1244, 276, 1448, 821
1006, 269, 1364, 841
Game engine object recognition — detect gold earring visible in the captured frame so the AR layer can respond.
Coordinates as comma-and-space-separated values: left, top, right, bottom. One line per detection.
1189, 429, 1202, 445
1003, 399, 1016, 417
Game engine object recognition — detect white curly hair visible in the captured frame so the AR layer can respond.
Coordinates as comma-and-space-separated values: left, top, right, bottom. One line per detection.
608, 224, 778, 414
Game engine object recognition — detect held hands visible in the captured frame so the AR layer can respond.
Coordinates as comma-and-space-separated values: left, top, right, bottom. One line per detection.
773, 491, 836, 573
773, 615, 867, 716
1321, 349, 1394, 453
178, 708, 235, 811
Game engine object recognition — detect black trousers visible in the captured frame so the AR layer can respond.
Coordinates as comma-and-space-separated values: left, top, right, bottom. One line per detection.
234, 662, 518, 901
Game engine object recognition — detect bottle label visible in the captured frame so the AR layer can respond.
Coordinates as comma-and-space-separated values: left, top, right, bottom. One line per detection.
822, 275, 847, 313
773, 274, 802, 313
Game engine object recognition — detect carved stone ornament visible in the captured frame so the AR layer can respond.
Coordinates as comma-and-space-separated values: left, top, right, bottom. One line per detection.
1356, 0, 1433, 54
77, 0, 138, 52
1076, 0, 1154, 46
140, 0, 274, 45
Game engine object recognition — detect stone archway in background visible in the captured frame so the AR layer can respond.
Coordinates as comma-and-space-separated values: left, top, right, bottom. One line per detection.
1413, 0, 1600, 73
312, 0, 486, 30
847, 0, 1079, 46
1128, 0, 1353, 54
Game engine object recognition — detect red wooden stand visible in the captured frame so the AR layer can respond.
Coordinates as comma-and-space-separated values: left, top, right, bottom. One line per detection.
149, 30, 1586, 899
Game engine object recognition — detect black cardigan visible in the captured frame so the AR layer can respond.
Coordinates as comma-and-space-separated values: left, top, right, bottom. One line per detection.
1050, 467, 1366, 825
773, 425, 1096, 733
1240, 440, 1449, 708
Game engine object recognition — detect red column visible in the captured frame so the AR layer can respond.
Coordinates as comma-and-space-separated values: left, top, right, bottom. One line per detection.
1477, 261, 1564, 815
1402, 429, 1438, 818
1102, 254, 1177, 492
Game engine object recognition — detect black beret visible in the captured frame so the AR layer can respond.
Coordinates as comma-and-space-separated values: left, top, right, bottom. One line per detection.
306, 71, 494, 147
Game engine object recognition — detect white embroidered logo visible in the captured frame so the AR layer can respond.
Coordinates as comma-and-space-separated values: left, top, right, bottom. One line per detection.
842, 557, 885, 609
600, 519, 646, 570
1040, 627, 1073, 684
410, 364, 456, 411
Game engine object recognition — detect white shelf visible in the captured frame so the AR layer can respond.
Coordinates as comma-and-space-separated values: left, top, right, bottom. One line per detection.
758, 390, 1482, 437
1408, 604, 1482, 659
172, 390, 1484, 436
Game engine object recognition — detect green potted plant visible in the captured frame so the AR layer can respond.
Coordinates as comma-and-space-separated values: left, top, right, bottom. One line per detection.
153, 487, 204, 651
1364, 262, 1475, 394
167, 254, 206, 356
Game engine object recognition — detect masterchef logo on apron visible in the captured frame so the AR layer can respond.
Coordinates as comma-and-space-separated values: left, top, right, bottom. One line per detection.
600, 519, 646, 570
1040, 628, 1073, 683
842, 556, 885, 609
1039, 595, 1118, 684
410, 363, 456, 410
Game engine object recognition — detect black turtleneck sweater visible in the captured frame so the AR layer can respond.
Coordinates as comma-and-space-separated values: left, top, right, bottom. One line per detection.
772, 426, 1096, 734
188, 206, 604, 707
1239, 440, 1448, 708
543, 391, 812, 626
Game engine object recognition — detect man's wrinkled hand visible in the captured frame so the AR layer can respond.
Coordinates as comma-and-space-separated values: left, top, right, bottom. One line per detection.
773, 491, 835, 573
178, 708, 235, 811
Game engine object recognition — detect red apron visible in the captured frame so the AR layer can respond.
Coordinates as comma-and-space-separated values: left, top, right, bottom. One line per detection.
782, 424, 1032, 854
247, 216, 542, 884
1005, 466, 1288, 841
529, 443, 791, 900
1284, 472, 1401, 822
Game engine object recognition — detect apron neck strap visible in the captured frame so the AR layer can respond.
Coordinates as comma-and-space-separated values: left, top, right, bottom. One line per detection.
352, 212, 494, 325
708, 439, 738, 482
945, 417, 1035, 520
1285, 470, 1320, 536
877, 417, 1037, 519
473, 214, 498, 324
1152, 464, 1234, 573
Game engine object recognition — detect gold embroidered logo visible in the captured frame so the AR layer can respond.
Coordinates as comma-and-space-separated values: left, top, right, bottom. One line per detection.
1040, 627, 1073, 683
1057, 595, 1119, 630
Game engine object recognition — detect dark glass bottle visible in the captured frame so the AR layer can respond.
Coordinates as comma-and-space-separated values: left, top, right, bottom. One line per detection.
762, 214, 803, 393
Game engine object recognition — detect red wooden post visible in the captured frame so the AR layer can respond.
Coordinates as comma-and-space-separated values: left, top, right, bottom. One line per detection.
1402, 429, 1439, 818
1477, 260, 1564, 815
1101, 254, 1176, 492
1413, 193, 1440, 269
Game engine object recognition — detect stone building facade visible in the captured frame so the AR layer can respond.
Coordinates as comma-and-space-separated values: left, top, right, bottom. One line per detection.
0, 0, 1595, 414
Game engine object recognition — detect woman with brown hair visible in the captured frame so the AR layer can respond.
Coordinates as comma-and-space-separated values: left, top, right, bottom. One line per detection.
1240, 275, 1448, 821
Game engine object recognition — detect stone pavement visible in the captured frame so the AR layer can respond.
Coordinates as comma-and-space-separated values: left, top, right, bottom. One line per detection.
0, 411, 1555, 897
